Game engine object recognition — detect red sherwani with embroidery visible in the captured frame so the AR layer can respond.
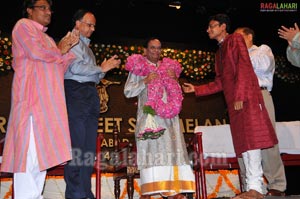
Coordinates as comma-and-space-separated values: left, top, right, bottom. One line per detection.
194, 33, 278, 156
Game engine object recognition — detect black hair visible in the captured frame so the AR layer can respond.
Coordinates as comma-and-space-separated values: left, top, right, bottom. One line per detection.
71, 9, 91, 28
208, 13, 231, 33
22, 0, 53, 17
237, 27, 255, 42
143, 37, 161, 48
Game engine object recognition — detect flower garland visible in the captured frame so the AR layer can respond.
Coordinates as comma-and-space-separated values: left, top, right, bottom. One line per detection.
208, 175, 223, 198
206, 169, 241, 198
120, 180, 128, 199
125, 54, 183, 119
3, 183, 12, 199
219, 170, 241, 195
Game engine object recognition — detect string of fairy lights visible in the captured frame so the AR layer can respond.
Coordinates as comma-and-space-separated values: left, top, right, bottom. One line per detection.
1, 36, 299, 83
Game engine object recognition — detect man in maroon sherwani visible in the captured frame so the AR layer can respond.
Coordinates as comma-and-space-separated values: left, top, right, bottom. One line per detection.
183, 14, 278, 199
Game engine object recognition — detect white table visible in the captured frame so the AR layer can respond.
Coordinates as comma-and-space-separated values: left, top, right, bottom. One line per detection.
194, 121, 300, 158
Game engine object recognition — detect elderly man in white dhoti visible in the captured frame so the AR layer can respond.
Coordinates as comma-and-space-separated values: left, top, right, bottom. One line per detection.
124, 37, 195, 199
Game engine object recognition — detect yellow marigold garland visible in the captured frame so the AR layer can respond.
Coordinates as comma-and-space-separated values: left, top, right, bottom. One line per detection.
120, 181, 128, 199
134, 178, 141, 194
205, 169, 241, 198
3, 183, 12, 199
219, 170, 241, 195
1, 171, 241, 199
207, 175, 223, 198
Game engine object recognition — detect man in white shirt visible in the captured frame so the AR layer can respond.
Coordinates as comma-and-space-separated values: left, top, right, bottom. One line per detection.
235, 27, 286, 196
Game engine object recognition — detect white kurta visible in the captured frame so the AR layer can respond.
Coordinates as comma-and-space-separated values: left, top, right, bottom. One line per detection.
124, 70, 195, 196
1, 18, 75, 173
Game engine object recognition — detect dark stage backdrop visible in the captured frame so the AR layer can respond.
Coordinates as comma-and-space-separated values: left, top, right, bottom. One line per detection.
0, 71, 229, 146
1, 70, 300, 146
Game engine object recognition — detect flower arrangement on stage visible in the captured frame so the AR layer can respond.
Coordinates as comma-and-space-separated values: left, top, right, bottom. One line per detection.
275, 55, 300, 83
0, 34, 299, 83
206, 169, 241, 198
90, 43, 217, 81
161, 48, 216, 81
0, 36, 12, 75
90, 43, 300, 83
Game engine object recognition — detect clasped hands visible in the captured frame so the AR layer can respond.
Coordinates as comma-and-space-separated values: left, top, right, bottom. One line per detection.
58, 29, 80, 54
144, 69, 177, 84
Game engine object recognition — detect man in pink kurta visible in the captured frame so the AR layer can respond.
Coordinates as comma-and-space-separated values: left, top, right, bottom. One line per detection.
183, 14, 278, 199
1, 0, 79, 198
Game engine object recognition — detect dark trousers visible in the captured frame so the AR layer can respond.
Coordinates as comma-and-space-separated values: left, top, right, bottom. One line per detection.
64, 79, 100, 199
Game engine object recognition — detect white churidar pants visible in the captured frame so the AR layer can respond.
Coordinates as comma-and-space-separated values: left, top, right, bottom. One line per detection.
14, 116, 46, 199
242, 149, 264, 194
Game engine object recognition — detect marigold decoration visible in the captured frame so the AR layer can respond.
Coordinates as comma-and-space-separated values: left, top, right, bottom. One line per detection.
120, 180, 128, 199
206, 169, 241, 198
275, 55, 300, 83
0, 36, 13, 75
3, 183, 12, 199
219, 169, 241, 195
89, 43, 300, 83
208, 175, 223, 198
1, 35, 299, 83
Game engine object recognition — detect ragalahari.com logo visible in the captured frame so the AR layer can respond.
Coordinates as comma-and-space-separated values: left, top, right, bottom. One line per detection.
260, 2, 297, 12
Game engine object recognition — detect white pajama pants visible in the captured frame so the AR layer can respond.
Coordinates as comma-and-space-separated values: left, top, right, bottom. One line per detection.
14, 116, 46, 199
242, 149, 264, 194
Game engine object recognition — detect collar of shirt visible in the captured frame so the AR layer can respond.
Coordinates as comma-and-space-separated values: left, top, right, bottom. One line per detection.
80, 35, 91, 45
27, 18, 48, 32
248, 45, 258, 53
146, 59, 159, 67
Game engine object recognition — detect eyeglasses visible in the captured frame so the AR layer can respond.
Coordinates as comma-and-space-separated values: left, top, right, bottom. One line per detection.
80, 21, 96, 29
149, 46, 161, 51
208, 23, 220, 29
31, 5, 52, 12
